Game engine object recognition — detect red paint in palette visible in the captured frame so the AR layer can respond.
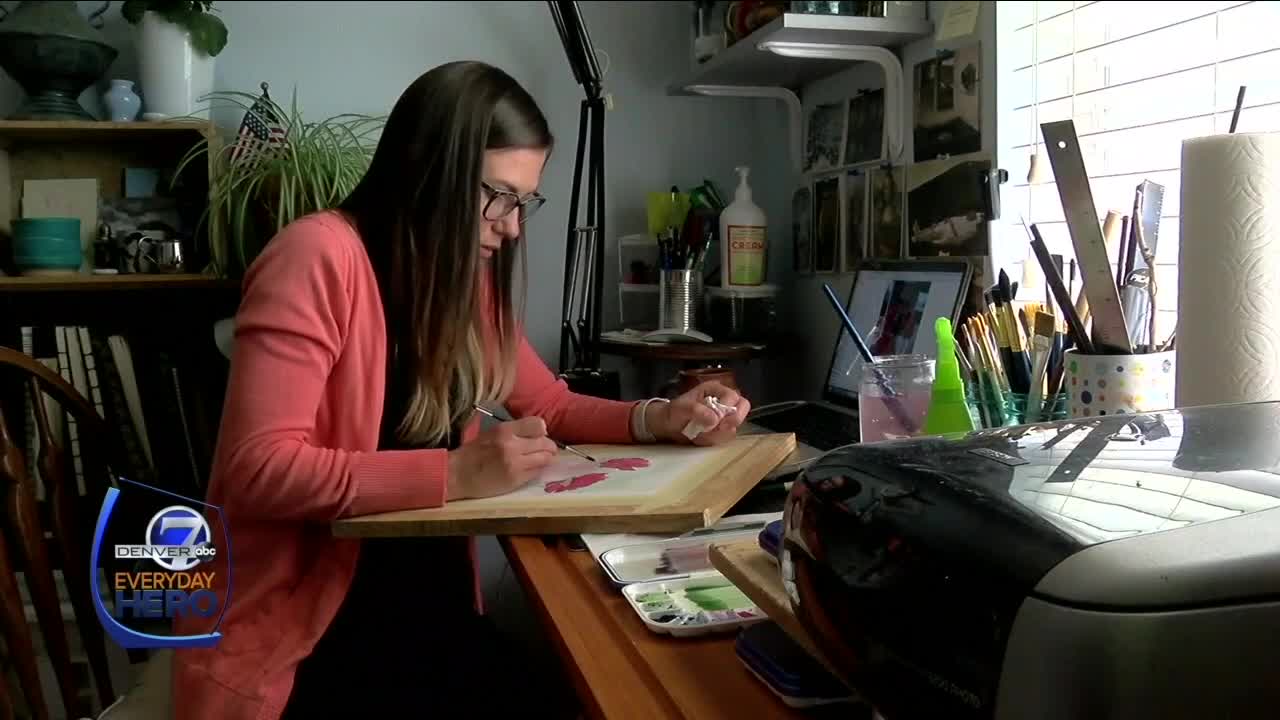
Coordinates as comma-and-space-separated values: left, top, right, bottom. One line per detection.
599, 457, 650, 471
544, 472, 608, 493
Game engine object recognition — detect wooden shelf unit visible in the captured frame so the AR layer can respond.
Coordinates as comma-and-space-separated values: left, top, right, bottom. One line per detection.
0, 119, 224, 281
0, 120, 214, 145
0, 272, 237, 292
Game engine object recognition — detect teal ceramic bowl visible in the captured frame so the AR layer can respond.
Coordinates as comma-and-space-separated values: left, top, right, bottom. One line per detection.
12, 217, 83, 275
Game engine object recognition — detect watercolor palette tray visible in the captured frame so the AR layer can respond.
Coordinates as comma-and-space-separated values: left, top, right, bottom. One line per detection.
622, 572, 766, 637
598, 526, 766, 587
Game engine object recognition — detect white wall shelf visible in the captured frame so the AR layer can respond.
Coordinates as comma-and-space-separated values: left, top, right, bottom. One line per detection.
668, 13, 933, 173
668, 13, 933, 91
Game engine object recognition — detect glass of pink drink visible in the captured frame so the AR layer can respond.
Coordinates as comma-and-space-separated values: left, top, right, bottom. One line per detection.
858, 354, 935, 443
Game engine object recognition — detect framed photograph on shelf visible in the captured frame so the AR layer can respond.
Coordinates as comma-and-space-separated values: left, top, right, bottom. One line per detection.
843, 89, 885, 166
792, 186, 813, 274
906, 154, 992, 259
812, 175, 841, 274
913, 45, 982, 162
868, 165, 904, 259
841, 170, 868, 272
805, 101, 847, 173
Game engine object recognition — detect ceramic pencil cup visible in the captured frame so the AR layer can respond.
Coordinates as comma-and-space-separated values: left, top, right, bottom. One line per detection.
1065, 349, 1176, 419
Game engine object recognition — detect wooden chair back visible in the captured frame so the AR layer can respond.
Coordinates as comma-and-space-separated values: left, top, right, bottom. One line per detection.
0, 345, 118, 720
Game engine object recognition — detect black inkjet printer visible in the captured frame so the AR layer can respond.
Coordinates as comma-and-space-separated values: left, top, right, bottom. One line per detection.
781, 401, 1280, 720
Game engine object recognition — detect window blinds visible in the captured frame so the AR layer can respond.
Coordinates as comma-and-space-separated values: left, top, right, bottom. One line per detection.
998, 1, 1280, 338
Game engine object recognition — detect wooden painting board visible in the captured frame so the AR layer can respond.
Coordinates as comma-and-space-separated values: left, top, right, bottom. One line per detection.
708, 540, 842, 678
332, 432, 796, 538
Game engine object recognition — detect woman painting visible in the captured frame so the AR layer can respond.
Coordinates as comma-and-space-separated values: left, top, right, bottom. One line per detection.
171, 61, 749, 719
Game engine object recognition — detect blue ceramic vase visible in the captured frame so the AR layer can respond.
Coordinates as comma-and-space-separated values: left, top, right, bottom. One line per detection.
103, 78, 140, 121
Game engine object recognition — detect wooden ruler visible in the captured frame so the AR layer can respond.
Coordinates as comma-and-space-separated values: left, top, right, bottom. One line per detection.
1040, 120, 1133, 354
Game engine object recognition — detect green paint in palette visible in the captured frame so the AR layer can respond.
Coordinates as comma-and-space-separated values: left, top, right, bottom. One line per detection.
683, 583, 752, 611
634, 581, 757, 625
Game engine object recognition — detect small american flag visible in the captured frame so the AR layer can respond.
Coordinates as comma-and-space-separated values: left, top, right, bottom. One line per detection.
229, 81, 286, 167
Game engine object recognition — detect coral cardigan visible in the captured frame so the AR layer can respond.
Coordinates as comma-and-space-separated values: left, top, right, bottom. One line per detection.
170, 211, 640, 720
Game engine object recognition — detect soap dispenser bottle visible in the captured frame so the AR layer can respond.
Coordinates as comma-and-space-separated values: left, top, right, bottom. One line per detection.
719, 166, 768, 287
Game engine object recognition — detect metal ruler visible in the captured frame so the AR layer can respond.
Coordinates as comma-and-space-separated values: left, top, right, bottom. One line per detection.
1133, 179, 1165, 272
1045, 417, 1133, 484
1041, 120, 1133, 354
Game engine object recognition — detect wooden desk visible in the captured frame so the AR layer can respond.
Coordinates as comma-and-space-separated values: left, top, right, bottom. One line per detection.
502, 535, 861, 720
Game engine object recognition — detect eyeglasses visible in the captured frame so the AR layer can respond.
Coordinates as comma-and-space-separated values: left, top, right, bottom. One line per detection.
481, 180, 546, 224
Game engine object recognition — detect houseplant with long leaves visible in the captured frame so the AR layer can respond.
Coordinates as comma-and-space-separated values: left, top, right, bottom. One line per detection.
175, 87, 385, 275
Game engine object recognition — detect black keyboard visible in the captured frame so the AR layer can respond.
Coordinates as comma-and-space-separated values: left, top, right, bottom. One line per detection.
750, 404, 861, 451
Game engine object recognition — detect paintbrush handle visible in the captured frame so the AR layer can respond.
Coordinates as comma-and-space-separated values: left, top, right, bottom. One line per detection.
982, 369, 1007, 426
559, 443, 596, 463
1029, 227, 1096, 354
474, 405, 596, 462
1025, 342, 1051, 423
1009, 348, 1033, 396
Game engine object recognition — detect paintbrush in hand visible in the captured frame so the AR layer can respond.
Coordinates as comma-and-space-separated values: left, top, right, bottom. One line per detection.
473, 405, 597, 463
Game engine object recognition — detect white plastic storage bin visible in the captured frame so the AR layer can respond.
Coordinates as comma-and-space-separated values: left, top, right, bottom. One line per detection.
618, 234, 659, 285
619, 284, 660, 331
617, 234, 660, 330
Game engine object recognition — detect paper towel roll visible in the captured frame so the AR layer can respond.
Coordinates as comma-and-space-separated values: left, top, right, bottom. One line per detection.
1177, 132, 1280, 408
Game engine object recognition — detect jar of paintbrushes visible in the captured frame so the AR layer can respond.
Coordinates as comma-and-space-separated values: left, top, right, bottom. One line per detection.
955, 270, 1071, 429
998, 392, 1069, 426
647, 183, 722, 333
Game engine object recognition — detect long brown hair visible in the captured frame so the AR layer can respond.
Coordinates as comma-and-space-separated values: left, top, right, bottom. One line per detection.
339, 61, 552, 446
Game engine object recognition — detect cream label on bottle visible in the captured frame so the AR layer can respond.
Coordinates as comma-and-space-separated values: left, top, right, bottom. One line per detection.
727, 225, 766, 285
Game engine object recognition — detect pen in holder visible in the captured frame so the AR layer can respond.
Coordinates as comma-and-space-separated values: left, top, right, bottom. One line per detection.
659, 268, 701, 332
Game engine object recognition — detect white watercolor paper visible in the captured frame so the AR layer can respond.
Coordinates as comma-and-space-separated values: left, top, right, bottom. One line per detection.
461, 443, 730, 504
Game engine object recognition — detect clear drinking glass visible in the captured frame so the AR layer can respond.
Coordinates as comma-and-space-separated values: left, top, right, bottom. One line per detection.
858, 354, 935, 443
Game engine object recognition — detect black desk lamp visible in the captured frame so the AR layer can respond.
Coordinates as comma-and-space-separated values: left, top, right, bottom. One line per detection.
548, 0, 620, 400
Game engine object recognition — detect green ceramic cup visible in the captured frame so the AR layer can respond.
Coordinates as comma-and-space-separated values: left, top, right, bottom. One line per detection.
12, 217, 82, 275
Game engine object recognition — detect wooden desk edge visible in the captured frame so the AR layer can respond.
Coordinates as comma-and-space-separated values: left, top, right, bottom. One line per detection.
501, 536, 684, 720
